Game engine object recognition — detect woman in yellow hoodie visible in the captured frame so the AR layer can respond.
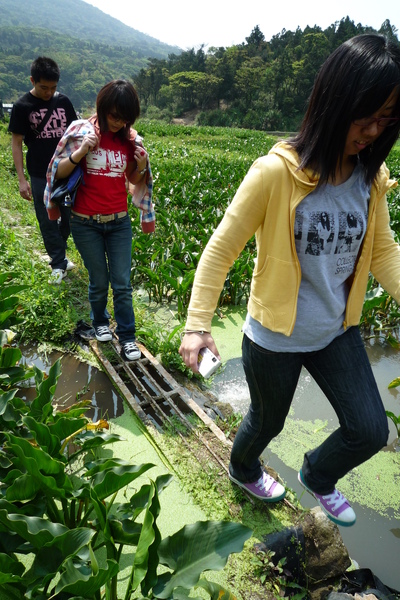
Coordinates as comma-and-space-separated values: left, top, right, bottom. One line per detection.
179, 34, 400, 527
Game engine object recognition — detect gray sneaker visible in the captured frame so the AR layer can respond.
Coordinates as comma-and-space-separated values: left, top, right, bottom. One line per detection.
121, 341, 141, 361
94, 325, 112, 342
48, 269, 66, 285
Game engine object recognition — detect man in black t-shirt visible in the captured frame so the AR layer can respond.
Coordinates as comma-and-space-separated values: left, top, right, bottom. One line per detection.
9, 56, 77, 284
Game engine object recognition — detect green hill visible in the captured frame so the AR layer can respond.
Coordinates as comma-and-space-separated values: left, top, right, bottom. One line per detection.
0, 0, 182, 109
0, 0, 181, 53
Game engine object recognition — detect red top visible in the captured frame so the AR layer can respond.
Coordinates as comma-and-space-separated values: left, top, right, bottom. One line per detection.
74, 131, 136, 215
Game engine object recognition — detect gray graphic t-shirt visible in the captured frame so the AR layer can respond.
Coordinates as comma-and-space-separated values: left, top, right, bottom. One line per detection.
243, 165, 370, 352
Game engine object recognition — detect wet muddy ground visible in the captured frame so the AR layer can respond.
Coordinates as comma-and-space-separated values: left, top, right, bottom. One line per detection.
212, 339, 400, 590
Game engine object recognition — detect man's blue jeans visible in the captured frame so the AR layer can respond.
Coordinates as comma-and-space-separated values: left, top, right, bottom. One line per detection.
229, 328, 389, 494
31, 176, 69, 270
70, 213, 136, 343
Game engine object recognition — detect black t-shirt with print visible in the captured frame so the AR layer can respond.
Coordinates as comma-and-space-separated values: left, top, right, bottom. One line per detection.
8, 91, 77, 177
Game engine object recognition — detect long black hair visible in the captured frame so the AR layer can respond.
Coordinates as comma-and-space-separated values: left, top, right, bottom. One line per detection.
96, 79, 140, 140
290, 34, 400, 186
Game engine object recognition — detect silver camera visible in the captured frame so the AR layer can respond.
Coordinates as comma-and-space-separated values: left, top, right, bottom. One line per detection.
197, 347, 221, 378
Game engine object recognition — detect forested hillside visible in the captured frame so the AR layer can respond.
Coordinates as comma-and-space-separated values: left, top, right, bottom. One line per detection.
0, 27, 155, 109
136, 17, 400, 131
0, 0, 181, 52
0, 0, 181, 110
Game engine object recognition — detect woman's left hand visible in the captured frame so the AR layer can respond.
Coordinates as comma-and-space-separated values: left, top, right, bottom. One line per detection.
134, 147, 148, 173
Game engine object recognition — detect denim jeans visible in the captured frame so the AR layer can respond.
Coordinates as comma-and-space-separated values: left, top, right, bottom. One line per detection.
229, 328, 389, 494
31, 176, 70, 270
70, 213, 136, 343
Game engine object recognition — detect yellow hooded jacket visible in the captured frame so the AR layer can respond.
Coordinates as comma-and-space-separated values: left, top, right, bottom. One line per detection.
185, 142, 400, 337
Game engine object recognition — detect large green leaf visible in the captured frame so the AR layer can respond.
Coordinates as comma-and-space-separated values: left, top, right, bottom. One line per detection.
0, 497, 47, 544
117, 473, 173, 521
4, 433, 73, 499
3, 471, 42, 502
0, 364, 33, 388
0, 346, 22, 369
0, 389, 27, 428
153, 521, 252, 598
129, 481, 160, 595
140, 482, 163, 598
196, 578, 238, 599
90, 462, 155, 500
108, 517, 142, 546
0, 552, 25, 583
88, 487, 107, 534
76, 430, 127, 451
85, 456, 140, 474
0, 529, 29, 555
0, 513, 69, 547
0, 388, 27, 413
22, 416, 61, 457
30, 360, 61, 421
0, 310, 20, 330
53, 557, 119, 597
25, 528, 96, 593
0, 284, 29, 300
172, 588, 202, 599
50, 415, 92, 443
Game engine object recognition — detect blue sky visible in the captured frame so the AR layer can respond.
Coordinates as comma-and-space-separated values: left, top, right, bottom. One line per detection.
84, 0, 399, 50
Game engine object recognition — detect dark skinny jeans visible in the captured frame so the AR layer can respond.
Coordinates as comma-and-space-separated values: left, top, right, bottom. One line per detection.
31, 176, 70, 270
229, 328, 389, 494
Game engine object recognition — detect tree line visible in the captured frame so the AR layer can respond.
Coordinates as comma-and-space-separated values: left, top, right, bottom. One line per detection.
135, 17, 399, 131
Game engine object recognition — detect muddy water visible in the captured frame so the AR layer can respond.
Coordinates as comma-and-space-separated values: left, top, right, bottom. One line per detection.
18, 346, 125, 420
212, 339, 400, 590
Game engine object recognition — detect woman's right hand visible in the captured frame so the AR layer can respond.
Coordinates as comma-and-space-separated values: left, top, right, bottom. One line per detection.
80, 132, 98, 154
56, 132, 100, 180
179, 332, 221, 373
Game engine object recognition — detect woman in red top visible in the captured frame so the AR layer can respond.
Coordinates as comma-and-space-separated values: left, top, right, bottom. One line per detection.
55, 80, 148, 360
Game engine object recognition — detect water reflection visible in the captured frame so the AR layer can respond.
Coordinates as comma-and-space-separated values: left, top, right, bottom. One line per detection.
212, 340, 400, 590
18, 345, 125, 420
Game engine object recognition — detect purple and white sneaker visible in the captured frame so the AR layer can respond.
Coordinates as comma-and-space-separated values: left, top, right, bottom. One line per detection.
229, 470, 286, 502
298, 470, 356, 527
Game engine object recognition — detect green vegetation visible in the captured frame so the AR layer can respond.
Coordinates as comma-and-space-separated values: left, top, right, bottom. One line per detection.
385, 410, 400, 439
1, 119, 400, 361
360, 148, 400, 344
251, 549, 305, 597
0, 275, 252, 599
130, 120, 265, 319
